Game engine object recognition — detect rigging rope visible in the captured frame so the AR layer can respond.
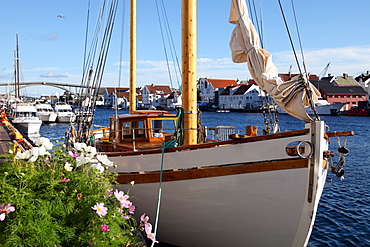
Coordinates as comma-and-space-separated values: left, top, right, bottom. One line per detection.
155, 0, 182, 90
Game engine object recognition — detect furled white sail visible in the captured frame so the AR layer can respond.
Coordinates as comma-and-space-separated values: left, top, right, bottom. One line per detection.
229, 0, 320, 122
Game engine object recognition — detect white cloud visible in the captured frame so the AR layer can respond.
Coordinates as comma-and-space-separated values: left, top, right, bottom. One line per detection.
40, 72, 67, 78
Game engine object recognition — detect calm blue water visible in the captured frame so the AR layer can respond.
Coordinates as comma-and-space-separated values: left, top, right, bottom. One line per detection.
40, 109, 370, 246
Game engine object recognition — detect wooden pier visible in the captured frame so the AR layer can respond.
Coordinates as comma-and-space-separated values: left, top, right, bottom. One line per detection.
0, 124, 11, 156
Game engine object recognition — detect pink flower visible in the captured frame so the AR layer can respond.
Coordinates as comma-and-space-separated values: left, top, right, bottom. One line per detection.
114, 190, 131, 208
0, 203, 15, 221
68, 150, 80, 158
140, 213, 149, 224
59, 178, 70, 182
128, 204, 136, 214
101, 224, 110, 232
144, 222, 158, 243
92, 203, 107, 217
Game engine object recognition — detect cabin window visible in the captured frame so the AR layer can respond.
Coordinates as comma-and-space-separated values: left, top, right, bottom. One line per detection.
121, 120, 146, 139
151, 119, 175, 137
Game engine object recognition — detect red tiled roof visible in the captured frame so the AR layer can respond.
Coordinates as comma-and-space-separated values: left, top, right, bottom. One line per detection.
106, 87, 129, 94
145, 85, 172, 95
206, 79, 238, 89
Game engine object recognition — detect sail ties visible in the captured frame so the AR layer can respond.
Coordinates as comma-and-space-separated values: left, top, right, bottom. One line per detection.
229, 0, 321, 122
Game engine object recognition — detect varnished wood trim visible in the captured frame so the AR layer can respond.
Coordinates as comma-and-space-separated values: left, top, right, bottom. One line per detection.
325, 131, 354, 137
105, 129, 310, 157
116, 158, 309, 184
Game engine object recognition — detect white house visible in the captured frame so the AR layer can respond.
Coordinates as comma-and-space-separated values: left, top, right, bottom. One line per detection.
197, 78, 240, 107
142, 85, 173, 109
218, 84, 265, 110
103, 88, 130, 109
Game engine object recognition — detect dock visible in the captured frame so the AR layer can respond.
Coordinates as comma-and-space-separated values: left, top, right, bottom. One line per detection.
0, 121, 34, 158
0, 124, 11, 156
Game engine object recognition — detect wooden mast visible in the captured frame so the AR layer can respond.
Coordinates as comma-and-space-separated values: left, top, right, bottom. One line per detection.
129, 0, 136, 114
182, 0, 197, 145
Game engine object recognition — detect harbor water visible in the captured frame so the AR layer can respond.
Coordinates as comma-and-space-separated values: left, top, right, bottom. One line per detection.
39, 108, 370, 246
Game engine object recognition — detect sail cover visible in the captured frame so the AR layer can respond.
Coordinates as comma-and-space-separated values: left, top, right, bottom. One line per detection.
229, 0, 320, 122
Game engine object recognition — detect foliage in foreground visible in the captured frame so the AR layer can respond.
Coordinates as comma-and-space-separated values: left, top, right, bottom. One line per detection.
0, 137, 157, 246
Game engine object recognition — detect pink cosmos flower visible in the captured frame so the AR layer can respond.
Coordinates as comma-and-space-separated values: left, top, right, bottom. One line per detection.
92, 203, 108, 217
114, 189, 131, 208
144, 222, 158, 243
101, 224, 110, 232
0, 203, 15, 221
59, 178, 70, 182
128, 204, 136, 214
68, 150, 80, 158
140, 213, 149, 224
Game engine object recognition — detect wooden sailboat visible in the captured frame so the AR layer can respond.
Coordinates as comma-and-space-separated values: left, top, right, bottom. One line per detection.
87, 0, 354, 246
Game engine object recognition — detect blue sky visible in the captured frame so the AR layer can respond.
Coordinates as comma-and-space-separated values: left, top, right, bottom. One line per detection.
1, 0, 370, 96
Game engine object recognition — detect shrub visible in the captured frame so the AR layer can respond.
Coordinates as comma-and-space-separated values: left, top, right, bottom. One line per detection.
0, 137, 157, 246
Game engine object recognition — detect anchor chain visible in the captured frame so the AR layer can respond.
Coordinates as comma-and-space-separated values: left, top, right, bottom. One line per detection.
330, 135, 349, 180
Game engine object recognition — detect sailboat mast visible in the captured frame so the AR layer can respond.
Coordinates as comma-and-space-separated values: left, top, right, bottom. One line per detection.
129, 0, 137, 113
182, 0, 197, 145
15, 33, 21, 99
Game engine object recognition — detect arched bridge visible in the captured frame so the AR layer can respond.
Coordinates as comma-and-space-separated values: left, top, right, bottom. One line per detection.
0, 81, 96, 95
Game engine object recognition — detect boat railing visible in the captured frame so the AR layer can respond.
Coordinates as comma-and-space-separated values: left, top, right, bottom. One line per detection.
93, 125, 248, 146
207, 126, 239, 141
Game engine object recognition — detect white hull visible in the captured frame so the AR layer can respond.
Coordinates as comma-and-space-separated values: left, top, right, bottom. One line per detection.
278, 101, 346, 116
56, 113, 76, 123
10, 103, 42, 135
38, 113, 57, 123
306, 102, 346, 115
109, 121, 328, 246
12, 119, 42, 135
36, 104, 57, 123
54, 103, 76, 123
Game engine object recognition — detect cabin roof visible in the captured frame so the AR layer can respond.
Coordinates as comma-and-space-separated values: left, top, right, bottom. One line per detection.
111, 111, 177, 121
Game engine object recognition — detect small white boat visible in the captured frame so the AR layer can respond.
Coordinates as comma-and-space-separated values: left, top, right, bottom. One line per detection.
306, 99, 346, 115
54, 103, 76, 123
278, 99, 345, 116
11, 103, 42, 135
35, 103, 57, 123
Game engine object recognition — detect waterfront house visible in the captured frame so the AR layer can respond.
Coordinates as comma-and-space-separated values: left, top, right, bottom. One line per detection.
142, 84, 173, 109
310, 74, 367, 111
218, 84, 265, 110
355, 71, 370, 101
103, 87, 129, 108
197, 78, 240, 109
166, 90, 182, 109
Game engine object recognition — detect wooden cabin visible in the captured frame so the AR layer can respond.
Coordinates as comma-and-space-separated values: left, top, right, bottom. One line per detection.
96, 111, 177, 152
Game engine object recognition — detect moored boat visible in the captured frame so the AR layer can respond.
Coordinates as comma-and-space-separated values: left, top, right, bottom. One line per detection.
35, 103, 57, 123
346, 106, 369, 116
70, 0, 354, 246
11, 103, 42, 136
54, 102, 76, 123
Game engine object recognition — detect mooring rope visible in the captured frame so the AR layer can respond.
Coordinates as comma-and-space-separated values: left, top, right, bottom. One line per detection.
151, 108, 184, 246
